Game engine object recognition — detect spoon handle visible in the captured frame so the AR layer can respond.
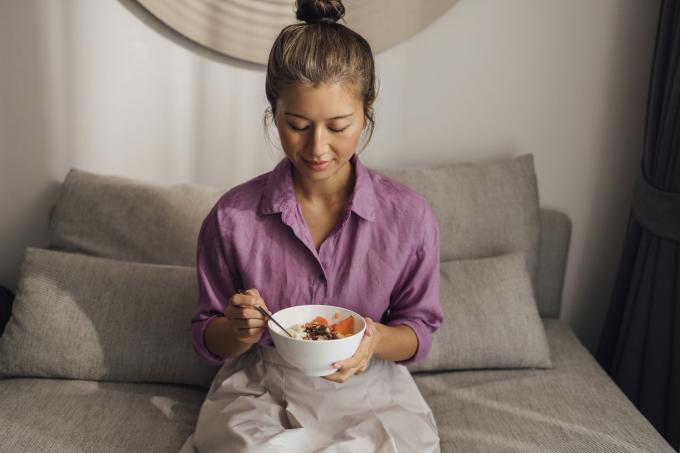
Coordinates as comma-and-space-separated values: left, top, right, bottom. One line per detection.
255, 306, 294, 338
236, 289, 294, 338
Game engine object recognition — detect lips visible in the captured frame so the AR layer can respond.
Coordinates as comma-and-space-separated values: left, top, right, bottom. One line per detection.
303, 159, 330, 171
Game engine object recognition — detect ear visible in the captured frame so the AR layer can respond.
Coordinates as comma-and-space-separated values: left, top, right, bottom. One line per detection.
270, 106, 278, 126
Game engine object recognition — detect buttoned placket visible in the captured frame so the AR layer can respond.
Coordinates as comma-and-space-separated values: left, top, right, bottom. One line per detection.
281, 201, 354, 305
316, 203, 354, 304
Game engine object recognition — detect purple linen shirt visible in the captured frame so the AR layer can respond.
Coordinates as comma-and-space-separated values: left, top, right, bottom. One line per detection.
192, 153, 443, 366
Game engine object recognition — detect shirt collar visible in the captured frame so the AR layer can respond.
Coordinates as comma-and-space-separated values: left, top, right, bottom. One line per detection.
258, 153, 376, 222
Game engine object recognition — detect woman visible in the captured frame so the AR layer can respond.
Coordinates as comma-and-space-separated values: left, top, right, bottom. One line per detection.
180, 1, 443, 451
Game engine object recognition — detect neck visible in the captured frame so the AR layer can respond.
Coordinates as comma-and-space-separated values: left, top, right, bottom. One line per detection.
293, 158, 356, 207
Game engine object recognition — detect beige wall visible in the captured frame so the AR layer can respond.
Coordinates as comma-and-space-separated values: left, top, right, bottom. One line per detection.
0, 0, 661, 352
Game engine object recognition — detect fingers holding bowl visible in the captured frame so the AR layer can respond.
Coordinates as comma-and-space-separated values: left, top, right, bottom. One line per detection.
323, 317, 375, 382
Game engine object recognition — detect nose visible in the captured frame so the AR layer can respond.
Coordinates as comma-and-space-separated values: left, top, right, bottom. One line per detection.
308, 125, 327, 157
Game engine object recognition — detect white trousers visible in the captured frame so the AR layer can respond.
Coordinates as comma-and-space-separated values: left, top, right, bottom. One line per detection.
179, 346, 440, 453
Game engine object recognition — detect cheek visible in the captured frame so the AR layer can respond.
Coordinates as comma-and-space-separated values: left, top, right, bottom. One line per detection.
341, 133, 361, 150
277, 127, 302, 149
329, 129, 363, 156
342, 128, 364, 149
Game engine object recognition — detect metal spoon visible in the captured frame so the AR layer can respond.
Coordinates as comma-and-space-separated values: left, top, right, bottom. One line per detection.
237, 289, 294, 338
254, 305, 295, 338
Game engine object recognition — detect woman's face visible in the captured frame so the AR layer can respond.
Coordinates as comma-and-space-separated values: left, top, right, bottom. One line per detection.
274, 82, 366, 184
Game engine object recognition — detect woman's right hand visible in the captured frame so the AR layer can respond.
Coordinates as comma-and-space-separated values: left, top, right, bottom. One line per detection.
223, 288, 270, 345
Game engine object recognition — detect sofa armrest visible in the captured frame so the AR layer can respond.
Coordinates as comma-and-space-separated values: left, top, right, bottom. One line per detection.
536, 208, 572, 318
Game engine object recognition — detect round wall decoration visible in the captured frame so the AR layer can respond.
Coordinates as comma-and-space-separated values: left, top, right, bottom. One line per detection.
135, 0, 460, 65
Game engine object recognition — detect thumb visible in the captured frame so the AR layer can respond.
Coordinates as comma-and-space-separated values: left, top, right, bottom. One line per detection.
364, 317, 374, 336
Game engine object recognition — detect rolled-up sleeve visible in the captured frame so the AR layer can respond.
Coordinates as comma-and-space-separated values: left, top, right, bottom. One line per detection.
385, 204, 443, 366
191, 205, 241, 366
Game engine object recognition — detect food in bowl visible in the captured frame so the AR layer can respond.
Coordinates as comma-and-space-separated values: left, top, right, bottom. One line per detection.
267, 305, 366, 376
289, 314, 355, 341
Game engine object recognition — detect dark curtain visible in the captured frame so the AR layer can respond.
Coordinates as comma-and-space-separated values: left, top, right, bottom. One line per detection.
596, 0, 680, 449
0, 286, 14, 337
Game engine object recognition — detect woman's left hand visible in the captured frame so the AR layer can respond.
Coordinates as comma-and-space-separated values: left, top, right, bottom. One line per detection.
322, 317, 380, 384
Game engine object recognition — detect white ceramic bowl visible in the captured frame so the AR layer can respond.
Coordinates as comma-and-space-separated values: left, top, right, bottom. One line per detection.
268, 305, 366, 376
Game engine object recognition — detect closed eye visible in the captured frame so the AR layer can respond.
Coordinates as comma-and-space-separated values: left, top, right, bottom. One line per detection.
288, 124, 351, 133
289, 124, 309, 132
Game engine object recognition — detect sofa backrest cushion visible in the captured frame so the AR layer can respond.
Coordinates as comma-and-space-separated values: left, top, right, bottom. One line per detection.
0, 247, 217, 388
376, 154, 541, 291
408, 252, 552, 373
48, 155, 567, 317
49, 169, 222, 266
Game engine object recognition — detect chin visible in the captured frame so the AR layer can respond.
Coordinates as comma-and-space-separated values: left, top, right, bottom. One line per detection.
290, 155, 352, 180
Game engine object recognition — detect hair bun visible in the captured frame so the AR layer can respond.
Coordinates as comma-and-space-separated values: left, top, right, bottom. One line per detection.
296, 0, 345, 24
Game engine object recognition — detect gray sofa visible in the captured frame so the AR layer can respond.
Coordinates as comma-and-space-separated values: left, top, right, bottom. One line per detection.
0, 155, 674, 453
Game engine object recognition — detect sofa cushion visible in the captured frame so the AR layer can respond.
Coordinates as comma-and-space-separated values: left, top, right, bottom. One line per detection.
0, 247, 217, 388
50, 156, 539, 280
0, 377, 204, 453
409, 252, 551, 372
415, 319, 675, 453
377, 154, 541, 288
49, 168, 222, 266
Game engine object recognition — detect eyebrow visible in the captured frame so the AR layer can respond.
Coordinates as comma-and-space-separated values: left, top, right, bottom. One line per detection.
284, 112, 354, 120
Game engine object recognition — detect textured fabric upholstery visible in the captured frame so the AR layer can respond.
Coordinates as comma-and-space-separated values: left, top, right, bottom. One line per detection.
47, 158, 562, 315
49, 156, 539, 277
0, 248, 217, 388
48, 168, 222, 266
409, 253, 551, 373
535, 209, 572, 318
0, 320, 672, 453
376, 154, 540, 289
416, 320, 675, 453
0, 377, 204, 453
8, 156, 667, 453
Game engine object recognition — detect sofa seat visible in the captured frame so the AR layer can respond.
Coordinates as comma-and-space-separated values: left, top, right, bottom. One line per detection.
0, 378, 204, 453
0, 320, 673, 453
415, 319, 674, 453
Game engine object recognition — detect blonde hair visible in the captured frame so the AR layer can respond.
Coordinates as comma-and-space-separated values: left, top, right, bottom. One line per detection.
264, 0, 377, 152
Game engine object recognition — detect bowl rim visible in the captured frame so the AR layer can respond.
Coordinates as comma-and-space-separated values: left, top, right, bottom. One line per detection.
268, 305, 366, 343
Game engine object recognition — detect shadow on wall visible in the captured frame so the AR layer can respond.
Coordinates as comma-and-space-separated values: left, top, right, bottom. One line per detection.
570, 0, 661, 350
0, 2, 62, 291
0, 1, 196, 292
118, 0, 279, 189
116, 0, 262, 70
